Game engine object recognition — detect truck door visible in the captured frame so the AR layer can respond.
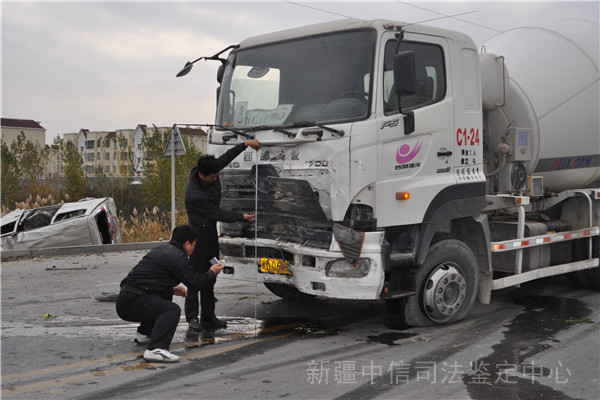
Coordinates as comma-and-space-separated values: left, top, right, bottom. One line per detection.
375, 32, 455, 227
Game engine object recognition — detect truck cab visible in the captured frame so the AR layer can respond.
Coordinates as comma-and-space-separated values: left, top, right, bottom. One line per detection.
194, 19, 599, 326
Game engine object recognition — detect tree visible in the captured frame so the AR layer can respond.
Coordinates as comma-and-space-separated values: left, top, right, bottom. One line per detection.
1, 140, 21, 208
1, 133, 57, 209
61, 139, 88, 200
140, 125, 202, 223
11, 133, 48, 195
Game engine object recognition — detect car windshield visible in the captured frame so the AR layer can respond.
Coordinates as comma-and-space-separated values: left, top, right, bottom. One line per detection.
216, 29, 376, 130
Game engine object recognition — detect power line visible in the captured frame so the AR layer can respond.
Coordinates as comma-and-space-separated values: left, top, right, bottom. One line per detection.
282, 0, 502, 33
395, 0, 502, 33
282, 0, 356, 20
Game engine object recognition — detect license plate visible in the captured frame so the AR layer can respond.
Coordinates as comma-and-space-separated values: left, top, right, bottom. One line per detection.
259, 258, 292, 276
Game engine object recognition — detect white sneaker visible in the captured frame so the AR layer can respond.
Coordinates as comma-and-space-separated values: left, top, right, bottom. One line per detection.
143, 348, 180, 363
134, 333, 150, 344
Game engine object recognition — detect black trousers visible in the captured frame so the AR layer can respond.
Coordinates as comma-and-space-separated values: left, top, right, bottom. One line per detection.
116, 291, 180, 351
185, 227, 219, 322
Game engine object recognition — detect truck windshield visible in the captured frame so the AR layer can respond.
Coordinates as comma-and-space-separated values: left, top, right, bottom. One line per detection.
216, 29, 376, 130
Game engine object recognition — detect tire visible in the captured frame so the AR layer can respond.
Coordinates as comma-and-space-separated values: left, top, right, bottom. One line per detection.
263, 282, 316, 301
403, 239, 479, 327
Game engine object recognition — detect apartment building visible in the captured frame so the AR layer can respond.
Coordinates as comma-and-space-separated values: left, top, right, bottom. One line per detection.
0, 118, 60, 178
2, 119, 207, 179
0, 118, 46, 149
74, 124, 207, 178
76, 128, 136, 177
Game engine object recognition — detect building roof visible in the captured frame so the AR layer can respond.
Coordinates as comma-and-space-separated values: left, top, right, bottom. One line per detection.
1, 118, 45, 130
136, 124, 148, 134
179, 126, 207, 137
78, 129, 90, 139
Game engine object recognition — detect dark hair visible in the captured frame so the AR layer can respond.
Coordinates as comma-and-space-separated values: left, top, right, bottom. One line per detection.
196, 155, 221, 176
171, 225, 197, 245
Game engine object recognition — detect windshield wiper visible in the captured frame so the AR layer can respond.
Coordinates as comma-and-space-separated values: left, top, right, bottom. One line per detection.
204, 124, 254, 142
293, 121, 345, 140
246, 125, 296, 138
317, 124, 345, 137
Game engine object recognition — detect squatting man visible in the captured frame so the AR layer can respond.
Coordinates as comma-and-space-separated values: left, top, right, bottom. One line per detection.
116, 225, 224, 362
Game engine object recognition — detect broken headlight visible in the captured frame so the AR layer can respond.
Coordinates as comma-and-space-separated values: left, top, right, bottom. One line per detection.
325, 258, 370, 278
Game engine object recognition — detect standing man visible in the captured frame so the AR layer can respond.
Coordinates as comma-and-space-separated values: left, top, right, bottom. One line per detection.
185, 139, 261, 330
116, 225, 224, 363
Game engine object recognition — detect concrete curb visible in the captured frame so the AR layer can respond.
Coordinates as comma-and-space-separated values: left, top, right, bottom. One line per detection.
1, 241, 165, 260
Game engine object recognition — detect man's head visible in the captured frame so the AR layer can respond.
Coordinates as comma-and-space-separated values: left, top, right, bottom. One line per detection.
171, 225, 197, 256
196, 155, 220, 185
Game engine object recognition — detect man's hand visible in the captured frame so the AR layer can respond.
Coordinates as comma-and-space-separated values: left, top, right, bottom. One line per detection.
244, 139, 261, 151
173, 285, 187, 297
210, 262, 225, 276
243, 212, 256, 222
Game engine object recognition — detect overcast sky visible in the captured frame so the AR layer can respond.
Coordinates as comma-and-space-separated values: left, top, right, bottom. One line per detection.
2, 1, 598, 144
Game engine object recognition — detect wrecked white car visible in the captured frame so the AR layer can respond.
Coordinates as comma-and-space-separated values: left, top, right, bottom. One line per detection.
1, 197, 121, 251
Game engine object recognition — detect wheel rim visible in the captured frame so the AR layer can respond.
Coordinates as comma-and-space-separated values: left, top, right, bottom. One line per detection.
422, 262, 467, 323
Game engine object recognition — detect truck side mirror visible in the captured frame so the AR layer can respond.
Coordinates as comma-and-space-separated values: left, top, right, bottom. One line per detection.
393, 51, 416, 134
217, 64, 225, 84
393, 51, 416, 96
216, 64, 225, 105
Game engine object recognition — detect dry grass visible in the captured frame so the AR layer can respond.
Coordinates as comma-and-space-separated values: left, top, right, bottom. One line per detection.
118, 206, 189, 243
119, 207, 170, 242
1, 194, 63, 217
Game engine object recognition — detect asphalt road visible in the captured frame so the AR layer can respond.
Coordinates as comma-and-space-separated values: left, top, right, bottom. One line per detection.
1, 250, 599, 400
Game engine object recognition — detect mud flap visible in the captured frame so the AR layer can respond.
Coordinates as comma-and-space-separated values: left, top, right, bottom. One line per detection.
478, 271, 492, 304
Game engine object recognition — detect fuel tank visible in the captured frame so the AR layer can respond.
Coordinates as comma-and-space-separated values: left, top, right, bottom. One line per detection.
483, 19, 599, 192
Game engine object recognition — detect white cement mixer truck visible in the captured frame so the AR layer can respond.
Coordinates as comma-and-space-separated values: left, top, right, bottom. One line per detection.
178, 18, 599, 326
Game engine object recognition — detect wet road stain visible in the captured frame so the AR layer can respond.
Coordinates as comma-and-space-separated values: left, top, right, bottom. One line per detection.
294, 324, 340, 336
463, 296, 593, 400
366, 331, 417, 346
120, 363, 157, 372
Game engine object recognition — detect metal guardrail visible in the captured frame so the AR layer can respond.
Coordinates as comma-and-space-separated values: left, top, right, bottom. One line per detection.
1, 241, 165, 260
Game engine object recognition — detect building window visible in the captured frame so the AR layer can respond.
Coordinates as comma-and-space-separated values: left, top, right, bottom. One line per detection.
86, 153, 95, 161
104, 139, 111, 147
105, 152, 110, 160
105, 165, 110, 173
113, 165, 116, 173
121, 152, 127, 160
86, 166, 94, 174
85, 140, 94, 149
114, 153, 117, 160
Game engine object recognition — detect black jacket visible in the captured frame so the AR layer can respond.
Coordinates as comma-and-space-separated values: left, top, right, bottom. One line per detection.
185, 142, 247, 232
120, 239, 216, 299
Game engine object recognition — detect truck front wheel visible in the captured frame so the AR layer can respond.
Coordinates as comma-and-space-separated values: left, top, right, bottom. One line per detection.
402, 239, 479, 326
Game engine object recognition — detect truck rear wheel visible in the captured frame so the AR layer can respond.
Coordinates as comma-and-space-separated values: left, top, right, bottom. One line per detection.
264, 282, 316, 301
401, 239, 479, 327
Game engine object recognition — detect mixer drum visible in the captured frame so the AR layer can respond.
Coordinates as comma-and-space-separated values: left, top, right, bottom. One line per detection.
483, 20, 599, 192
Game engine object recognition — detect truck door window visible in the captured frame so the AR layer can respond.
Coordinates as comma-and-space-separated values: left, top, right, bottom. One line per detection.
383, 40, 445, 115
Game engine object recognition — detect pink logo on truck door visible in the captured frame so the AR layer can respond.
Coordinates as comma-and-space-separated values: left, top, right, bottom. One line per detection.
396, 141, 423, 164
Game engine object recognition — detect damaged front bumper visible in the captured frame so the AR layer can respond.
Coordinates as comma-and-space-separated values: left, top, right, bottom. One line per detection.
218, 230, 386, 300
